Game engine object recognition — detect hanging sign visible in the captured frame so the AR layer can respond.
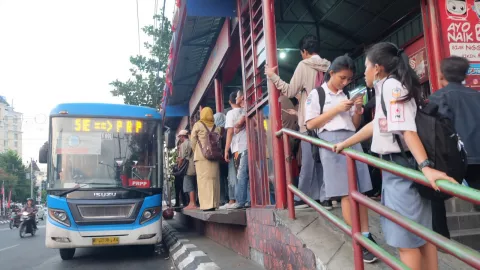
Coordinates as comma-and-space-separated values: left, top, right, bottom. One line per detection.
405, 37, 429, 84
439, 0, 480, 89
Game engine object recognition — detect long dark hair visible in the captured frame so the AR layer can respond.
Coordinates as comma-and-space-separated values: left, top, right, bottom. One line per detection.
324, 54, 355, 82
366, 42, 421, 103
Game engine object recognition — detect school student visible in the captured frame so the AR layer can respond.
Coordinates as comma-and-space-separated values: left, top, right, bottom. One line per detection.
333, 42, 457, 270
429, 56, 480, 214
265, 34, 331, 209
304, 55, 376, 263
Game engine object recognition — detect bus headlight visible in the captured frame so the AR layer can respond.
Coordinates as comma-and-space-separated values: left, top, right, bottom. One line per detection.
140, 206, 161, 224
49, 209, 71, 227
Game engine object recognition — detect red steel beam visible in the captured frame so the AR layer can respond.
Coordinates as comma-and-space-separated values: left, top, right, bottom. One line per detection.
262, 0, 287, 209
188, 21, 231, 115
347, 157, 365, 270
282, 134, 295, 219
236, 0, 257, 208
422, 0, 443, 92
214, 77, 224, 113
171, 5, 187, 81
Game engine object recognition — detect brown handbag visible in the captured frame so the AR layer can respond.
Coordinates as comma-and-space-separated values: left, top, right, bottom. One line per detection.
196, 122, 224, 161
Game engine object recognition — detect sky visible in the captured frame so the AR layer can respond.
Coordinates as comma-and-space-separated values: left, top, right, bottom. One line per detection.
0, 0, 175, 166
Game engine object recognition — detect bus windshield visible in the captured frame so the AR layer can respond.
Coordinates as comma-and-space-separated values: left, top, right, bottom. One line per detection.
49, 117, 159, 189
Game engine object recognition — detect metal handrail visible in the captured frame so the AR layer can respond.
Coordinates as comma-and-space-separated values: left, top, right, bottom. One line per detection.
276, 128, 480, 269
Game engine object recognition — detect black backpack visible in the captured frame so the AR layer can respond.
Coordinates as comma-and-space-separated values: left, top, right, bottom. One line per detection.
307, 87, 350, 163
380, 78, 467, 200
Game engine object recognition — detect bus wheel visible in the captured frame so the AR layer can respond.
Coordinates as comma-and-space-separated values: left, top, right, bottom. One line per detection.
59, 248, 75, 260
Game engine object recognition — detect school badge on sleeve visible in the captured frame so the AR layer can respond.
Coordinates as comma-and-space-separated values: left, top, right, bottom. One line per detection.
390, 103, 405, 122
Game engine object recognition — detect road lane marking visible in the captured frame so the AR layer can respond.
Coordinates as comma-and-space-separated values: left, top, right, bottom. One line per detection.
0, 225, 45, 232
0, 244, 19, 252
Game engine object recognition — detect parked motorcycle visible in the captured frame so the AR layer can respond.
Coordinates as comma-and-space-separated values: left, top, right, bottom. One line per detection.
19, 211, 37, 238
9, 211, 21, 229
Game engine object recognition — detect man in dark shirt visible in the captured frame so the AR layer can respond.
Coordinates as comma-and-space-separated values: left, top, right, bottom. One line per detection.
22, 198, 38, 230
429, 56, 480, 238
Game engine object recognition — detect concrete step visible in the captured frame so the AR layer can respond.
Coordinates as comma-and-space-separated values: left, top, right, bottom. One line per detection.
447, 212, 480, 231
445, 198, 478, 213
450, 228, 480, 251
275, 207, 476, 270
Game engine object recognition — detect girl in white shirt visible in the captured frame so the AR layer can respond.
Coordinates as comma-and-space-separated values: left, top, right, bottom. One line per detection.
333, 42, 457, 270
304, 55, 376, 263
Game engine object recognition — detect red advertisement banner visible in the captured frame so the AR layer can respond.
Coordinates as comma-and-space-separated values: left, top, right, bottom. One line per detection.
439, 0, 480, 89
405, 37, 429, 84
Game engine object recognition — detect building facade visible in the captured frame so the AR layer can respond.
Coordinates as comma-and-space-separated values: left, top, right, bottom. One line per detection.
0, 96, 22, 156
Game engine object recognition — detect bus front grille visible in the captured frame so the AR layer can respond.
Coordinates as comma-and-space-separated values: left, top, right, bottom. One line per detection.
77, 204, 135, 219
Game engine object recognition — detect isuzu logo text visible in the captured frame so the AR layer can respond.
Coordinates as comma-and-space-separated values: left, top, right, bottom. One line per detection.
93, 192, 117, 197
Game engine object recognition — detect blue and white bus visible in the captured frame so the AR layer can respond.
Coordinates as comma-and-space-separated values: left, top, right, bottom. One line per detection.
39, 103, 164, 260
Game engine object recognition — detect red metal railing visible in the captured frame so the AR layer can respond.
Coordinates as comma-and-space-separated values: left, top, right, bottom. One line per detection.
276, 128, 480, 270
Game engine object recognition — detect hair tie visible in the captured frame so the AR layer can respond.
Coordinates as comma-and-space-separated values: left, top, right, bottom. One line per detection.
397, 48, 404, 56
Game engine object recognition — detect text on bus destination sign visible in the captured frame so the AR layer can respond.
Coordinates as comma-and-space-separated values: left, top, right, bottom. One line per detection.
74, 118, 143, 133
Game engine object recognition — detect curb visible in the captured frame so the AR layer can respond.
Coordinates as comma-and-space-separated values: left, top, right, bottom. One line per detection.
162, 221, 221, 270
0, 220, 9, 224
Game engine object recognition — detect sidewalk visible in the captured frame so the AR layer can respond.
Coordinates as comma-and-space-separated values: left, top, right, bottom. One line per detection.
165, 217, 263, 270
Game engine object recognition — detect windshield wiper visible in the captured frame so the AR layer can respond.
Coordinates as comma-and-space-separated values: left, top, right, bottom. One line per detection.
57, 183, 153, 197
115, 185, 153, 196
57, 182, 109, 197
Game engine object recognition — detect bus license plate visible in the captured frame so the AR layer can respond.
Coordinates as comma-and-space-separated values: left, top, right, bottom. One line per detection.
92, 237, 119, 245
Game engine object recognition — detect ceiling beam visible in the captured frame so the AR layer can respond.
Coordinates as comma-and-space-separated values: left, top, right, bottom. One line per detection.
277, 0, 321, 47
276, 20, 316, 25
173, 72, 199, 84
338, 0, 400, 49
300, 0, 362, 44
182, 43, 212, 47
181, 30, 217, 45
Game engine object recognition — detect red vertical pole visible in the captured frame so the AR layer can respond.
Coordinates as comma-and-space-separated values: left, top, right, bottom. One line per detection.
346, 156, 364, 270
282, 133, 295, 219
422, 0, 443, 92
214, 77, 224, 113
262, 0, 287, 209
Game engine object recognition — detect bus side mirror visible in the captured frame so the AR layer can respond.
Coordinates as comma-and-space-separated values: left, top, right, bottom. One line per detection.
39, 141, 48, 164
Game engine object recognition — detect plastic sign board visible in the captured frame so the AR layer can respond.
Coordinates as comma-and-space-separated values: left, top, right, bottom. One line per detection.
128, 179, 151, 188
439, 0, 480, 89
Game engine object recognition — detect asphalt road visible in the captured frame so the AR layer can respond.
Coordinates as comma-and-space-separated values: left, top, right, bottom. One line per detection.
0, 219, 173, 270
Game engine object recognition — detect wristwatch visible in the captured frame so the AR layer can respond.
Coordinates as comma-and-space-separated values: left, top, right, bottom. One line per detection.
418, 159, 434, 170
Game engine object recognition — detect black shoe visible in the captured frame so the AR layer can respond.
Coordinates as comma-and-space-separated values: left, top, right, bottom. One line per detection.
316, 200, 333, 210
362, 234, 378, 263
294, 201, 309, 209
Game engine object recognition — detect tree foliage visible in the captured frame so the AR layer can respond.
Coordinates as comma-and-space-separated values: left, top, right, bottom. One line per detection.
110, 13, 173, 108
0, 150, 28, 202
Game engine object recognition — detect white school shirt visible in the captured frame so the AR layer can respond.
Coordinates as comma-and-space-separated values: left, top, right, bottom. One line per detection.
304, 82, 356, 134
225, 108, 247, 153
371, 77, 417, 155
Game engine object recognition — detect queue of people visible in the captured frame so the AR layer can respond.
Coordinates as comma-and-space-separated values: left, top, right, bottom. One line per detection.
171, 33, 480, 269
174, 89, 251, 212
267, 34, 479, 269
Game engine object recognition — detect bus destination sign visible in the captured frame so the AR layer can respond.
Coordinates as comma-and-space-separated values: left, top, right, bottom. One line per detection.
74, 118, 143, 133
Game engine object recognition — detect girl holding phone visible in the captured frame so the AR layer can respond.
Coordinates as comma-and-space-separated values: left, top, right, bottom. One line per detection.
304, 54, 376, 263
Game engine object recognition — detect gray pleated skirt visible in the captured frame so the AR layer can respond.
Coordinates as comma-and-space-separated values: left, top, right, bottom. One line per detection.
318, 130, 372, 198
381, 154, 431, 248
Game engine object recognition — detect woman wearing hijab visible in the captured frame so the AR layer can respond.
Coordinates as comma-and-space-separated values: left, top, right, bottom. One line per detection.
214, 112, 229, 206
191, 107, 222, 211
